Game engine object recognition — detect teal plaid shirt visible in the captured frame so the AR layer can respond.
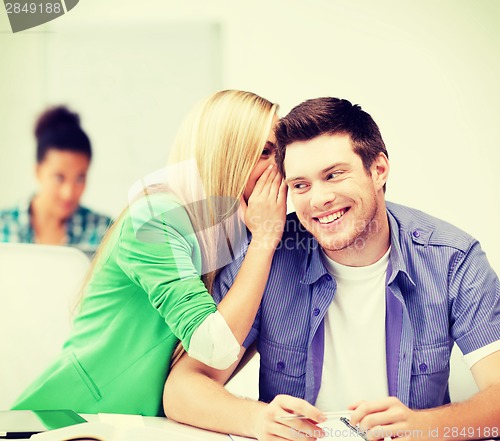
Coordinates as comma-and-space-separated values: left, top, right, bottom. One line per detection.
0, 197, 112, 256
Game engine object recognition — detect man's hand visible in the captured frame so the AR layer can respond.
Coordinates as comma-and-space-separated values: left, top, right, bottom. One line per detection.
253, 394, 326, 441
348, 397, 432, 441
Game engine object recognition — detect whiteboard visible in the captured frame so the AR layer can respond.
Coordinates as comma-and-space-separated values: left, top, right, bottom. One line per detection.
1, 23, 222, 218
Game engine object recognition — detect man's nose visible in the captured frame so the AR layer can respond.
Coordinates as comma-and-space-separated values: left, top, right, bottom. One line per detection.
309, 181, 335, 209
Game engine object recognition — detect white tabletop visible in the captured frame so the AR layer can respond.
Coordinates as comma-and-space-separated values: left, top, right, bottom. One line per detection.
15, 413, 232, 441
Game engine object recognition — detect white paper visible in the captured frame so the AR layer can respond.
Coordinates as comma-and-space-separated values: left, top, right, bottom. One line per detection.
30, 420, 231, 441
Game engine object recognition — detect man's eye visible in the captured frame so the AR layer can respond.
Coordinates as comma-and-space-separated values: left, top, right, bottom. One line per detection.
327, 172, 341, 180
293, 182, 308, 189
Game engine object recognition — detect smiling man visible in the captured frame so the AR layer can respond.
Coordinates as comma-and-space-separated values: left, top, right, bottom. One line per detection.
164, 98, 500, 441
282, 132, 390, 266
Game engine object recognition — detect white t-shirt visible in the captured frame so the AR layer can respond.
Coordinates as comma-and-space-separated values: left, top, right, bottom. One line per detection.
315, 248, 391, 411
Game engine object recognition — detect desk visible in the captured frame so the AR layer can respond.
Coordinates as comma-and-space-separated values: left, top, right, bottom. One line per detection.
15, 413, 232, 441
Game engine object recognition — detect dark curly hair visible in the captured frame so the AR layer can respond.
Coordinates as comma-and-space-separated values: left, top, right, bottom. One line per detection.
35, 106, 92, 163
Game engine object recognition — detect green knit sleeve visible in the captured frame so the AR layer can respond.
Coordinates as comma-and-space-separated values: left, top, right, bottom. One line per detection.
115, 193, 217, 351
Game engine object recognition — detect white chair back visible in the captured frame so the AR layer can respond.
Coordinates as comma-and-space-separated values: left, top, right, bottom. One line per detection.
449, 343, 479, 402
0, 243, 90, 409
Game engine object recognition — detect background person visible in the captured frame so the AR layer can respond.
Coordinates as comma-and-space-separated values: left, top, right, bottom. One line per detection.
164, 97, 500, 441
12, 90, 287, 416
0, 106, 112, 256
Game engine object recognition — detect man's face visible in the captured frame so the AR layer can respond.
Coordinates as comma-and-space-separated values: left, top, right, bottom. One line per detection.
284, 133, 387, 262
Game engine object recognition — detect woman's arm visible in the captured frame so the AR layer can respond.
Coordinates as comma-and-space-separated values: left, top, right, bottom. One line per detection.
187, 165, 286, 368
217, 165, 287, 344
115, 165, 286, 369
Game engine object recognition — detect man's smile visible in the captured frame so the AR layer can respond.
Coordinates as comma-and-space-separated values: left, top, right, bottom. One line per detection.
314, 207, 349, 225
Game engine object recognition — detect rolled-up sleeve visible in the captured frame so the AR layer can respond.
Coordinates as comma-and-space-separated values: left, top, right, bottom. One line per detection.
115, 194, 225, 362
450, 240, 500, 355
188, 310, 240, 369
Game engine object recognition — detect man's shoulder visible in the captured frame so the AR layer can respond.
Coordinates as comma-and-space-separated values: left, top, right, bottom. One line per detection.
283, 211, 311, 237
278, 211, 314, 253
216, 212, 311, 287
387, 201, 475, 252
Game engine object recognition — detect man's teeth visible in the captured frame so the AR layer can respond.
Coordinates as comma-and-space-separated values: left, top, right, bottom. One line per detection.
318, 210, 345, 224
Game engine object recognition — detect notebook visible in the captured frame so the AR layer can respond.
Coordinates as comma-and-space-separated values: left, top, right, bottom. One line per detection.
0, 410, 86, 439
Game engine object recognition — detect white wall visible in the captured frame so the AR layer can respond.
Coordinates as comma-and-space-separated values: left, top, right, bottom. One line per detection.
0, 17, 222, 216
1, 0, 499, 272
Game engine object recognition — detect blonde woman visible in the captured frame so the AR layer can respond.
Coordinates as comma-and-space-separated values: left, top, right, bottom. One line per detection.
12, 90, 286, 416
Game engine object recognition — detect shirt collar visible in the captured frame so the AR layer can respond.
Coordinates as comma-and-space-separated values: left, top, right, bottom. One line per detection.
301, 237, 330, 285
387, 209, 416, 287
16, 196, 35, 241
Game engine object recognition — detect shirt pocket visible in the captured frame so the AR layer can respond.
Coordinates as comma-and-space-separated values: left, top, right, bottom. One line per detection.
258, 337, 307, 403
70, 352, 102, 402
409, 344, 450, 409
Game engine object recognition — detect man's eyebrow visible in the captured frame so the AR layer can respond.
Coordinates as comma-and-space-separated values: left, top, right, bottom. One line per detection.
321, 163, 349, 174
284, 173, 307, 184
265, 140, 276, 149
285, 162, 349, 184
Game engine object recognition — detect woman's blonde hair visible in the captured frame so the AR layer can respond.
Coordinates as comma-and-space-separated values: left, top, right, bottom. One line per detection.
76, 90, 277, 363
162, 90, 278, 368
167, 89, 278, 291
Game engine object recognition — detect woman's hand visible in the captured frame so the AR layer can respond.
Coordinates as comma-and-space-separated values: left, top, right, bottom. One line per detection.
242, 164, 287, 250
254, 395, 326, 441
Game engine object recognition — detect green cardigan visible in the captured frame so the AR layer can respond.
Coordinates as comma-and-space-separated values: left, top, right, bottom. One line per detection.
12, 194, 217, 416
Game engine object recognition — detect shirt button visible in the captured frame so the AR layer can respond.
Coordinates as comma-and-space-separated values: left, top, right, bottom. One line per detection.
419, 363, 428, 373
325, 274, 332, 281
313, 308, 320, 316
277, 361, 285, 371
412, 230, 420, 238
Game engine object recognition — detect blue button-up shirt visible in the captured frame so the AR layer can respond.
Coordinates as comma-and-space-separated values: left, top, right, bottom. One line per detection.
0, 197, 112, 256
213, 202, 500, 409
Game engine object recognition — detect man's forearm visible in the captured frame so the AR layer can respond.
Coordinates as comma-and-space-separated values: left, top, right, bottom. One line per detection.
419, 384, 500, 440
350, 385, 500, 441
164, 367, 264, 437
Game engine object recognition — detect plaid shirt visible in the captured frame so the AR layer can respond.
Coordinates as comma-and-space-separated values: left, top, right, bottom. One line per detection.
0, 197, 112, 256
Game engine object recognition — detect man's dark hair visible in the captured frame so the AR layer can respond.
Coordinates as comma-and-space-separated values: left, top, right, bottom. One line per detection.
34, 106, 92, 163
275, 97, 388, 182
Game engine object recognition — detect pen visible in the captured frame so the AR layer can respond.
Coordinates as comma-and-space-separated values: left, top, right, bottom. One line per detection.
276, 410, 352, 420
340, 417, 368, 441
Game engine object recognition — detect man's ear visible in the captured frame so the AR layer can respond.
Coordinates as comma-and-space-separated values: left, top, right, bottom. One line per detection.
371, 152, 390, 191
